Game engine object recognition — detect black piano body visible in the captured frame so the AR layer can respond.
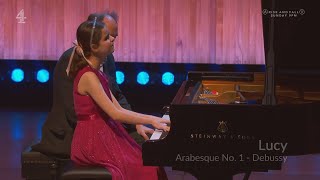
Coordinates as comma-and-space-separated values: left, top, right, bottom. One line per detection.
143, 72, 320, 179
143, 0, 320, 178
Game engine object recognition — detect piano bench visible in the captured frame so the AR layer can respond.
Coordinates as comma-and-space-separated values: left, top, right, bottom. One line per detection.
21, 140, 112, 180
21, 145, 68, 180
62, 165, 112, 180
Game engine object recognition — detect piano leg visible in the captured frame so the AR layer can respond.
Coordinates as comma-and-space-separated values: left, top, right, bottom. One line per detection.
192, 171, 233, 180
174, 167, 235, 180
243, 171, 251, 180
192, 170, 251, 180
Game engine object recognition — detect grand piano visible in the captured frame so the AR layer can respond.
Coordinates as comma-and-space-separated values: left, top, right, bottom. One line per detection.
142, 0, 320, 179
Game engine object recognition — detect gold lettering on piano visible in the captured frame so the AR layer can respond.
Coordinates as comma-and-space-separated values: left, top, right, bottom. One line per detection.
190, 133, 255, 140
217, 121, 228, 133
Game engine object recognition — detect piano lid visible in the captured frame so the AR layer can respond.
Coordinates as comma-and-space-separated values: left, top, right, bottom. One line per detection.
261, 0, 320, 80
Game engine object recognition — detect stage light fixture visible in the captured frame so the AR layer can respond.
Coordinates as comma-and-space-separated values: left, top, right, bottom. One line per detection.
116, 71, 125, 85
137, 71, 149, 85
11, 68, 24, 82
36, 69, 49, 83
162, 72, 174, 85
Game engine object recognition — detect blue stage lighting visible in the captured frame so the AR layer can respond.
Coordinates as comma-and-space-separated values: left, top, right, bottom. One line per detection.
116, 71, 125, 85
37, 69, 49, 83
12, 118, 23, 140
11, 68, 24, 82
137, 71, 149, 85
162, 72, 175, 85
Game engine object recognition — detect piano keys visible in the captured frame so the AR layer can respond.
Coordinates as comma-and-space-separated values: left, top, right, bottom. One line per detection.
150, 115, 169, 140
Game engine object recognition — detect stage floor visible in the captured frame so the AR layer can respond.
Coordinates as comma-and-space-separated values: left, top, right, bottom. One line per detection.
1, 110, 319, 180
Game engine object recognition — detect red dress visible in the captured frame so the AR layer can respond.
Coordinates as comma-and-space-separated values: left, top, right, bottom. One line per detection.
71, 66, 163, 180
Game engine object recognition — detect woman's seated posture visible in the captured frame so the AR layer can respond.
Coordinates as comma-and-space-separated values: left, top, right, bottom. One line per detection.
67, 19, 170, 180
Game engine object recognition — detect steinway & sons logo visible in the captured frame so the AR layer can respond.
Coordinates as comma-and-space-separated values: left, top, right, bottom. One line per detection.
189, 121, 255, 140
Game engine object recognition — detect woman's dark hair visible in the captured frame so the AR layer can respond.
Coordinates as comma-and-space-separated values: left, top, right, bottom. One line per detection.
87, 10, 119, 23
69, 20, 105, 78
87, 13, 105, 22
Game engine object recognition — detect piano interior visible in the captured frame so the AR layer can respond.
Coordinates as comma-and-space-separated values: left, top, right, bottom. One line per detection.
190, 73, 320, 105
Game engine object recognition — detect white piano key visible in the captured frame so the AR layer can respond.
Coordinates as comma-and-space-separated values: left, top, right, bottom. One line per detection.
150, 114, 170, 140
162, 114, 170, 120
150, 130, 163, 140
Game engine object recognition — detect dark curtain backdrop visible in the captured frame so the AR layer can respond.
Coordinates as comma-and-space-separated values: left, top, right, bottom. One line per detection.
0, 0, 265, 64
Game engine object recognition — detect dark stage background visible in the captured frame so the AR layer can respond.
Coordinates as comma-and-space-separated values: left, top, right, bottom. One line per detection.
0, 60, 265, 112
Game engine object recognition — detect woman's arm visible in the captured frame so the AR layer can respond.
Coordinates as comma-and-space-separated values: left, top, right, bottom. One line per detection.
78, 72, 169, 131
110, 91, 170, 125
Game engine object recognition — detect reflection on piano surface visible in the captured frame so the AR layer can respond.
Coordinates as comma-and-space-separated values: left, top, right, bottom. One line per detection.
143, 72, 320, 180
